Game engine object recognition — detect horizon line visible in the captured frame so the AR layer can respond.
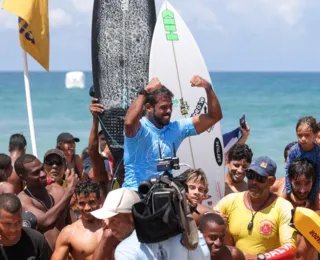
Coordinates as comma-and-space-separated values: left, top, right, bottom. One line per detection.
0, 70, 320, 73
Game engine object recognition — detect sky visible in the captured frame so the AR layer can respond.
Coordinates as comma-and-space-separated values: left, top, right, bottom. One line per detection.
0, 0, 319, 71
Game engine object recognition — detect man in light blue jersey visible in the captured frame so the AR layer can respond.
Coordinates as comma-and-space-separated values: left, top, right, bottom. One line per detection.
123, 76, 223, 190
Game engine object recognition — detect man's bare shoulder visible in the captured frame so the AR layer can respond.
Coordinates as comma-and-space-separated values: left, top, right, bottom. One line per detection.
0, 182, 15, 194
59, 221, 79, 237
46, 183, 65, 193
18, 190, 32, 202
271, 177, 285, 195
61, 219, 103, 240
227, 246, 245, 260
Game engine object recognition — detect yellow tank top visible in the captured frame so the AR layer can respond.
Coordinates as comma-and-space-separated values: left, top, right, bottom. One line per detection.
214, 192, 297, 255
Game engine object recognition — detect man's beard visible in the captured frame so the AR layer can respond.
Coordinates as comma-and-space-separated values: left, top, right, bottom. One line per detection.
153, 112, 170, 126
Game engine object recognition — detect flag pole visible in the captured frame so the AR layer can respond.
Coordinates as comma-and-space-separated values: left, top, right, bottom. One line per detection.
22, 50, 38, 157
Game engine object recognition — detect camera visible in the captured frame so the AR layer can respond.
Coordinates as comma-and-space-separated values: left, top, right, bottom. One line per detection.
157, 157, 180, 172
138, 177, 158, 195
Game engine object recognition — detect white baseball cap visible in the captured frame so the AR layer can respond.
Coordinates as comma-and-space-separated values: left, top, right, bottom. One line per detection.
90, 188, 140, 219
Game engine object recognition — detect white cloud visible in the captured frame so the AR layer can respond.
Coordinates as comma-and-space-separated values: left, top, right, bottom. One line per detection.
50, 8, 72, 28
264, 0, 305, 26
71, 0, 94, 13
226, 0, 305, 26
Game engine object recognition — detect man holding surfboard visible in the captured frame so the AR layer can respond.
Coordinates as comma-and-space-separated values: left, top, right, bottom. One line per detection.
123, 76, 222, 190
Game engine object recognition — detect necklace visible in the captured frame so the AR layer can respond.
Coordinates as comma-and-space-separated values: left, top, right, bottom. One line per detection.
247, 192, 273, 231
25, 188, 53, 211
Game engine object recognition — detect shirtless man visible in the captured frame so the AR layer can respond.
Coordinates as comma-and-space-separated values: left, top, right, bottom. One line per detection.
52, 181, 103, 260
199, 213, 245, 260
225, 143, 253, 195
7, 134, 26, 194
273, 158, 318, 260
14, 154, 79, 251
0, 154, 15, 194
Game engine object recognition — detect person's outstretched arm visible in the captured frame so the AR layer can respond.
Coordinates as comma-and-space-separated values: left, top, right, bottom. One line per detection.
124, 78, 162, 138
237, 121, 250, 144
88, 98, 109, 184
191, 75, 223, 134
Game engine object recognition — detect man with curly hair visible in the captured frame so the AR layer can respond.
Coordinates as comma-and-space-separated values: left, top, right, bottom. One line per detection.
225, 144, 253, 195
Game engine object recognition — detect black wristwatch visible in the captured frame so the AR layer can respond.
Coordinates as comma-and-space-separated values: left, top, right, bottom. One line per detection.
138, 87, 149, 96
257, 253, 266, 260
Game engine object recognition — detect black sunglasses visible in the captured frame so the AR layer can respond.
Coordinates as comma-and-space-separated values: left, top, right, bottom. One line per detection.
44, 157, 64, 166
246, 170, 268, 183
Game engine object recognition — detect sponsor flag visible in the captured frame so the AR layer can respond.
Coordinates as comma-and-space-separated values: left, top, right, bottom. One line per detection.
2, 0, 50, 71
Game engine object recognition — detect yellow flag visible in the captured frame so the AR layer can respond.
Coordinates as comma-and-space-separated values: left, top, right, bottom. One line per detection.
2, 0, 50, 71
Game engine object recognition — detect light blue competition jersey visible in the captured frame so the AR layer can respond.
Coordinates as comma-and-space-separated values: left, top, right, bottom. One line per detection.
115, 231, 210, 260
123, 117, 198, 190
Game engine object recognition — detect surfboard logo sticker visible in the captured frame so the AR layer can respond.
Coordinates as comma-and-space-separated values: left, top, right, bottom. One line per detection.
213, 138, 223, 166
191, 97, 206, 117
162, 9, 179, 41
207, 126, 214, 133
179, 98, 189, 115
172, 99, 179, 108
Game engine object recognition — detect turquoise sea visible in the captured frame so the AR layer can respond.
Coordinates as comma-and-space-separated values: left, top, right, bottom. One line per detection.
0, 72, 319, 177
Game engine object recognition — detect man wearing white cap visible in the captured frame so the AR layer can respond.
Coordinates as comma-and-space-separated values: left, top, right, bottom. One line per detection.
91, 188, 140, 260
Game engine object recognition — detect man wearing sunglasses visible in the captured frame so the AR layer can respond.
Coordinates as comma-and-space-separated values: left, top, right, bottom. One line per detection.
44, 149, 67, 188
214, 156, 297, 260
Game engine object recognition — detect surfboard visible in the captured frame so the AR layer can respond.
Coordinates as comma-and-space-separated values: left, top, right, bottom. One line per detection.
292, 207, 320, 253
149, 0, 225, 207
91, 0, 156, 160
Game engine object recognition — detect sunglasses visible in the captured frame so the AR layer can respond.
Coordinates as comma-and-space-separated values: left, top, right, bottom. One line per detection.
44, 157, 64, 166
246, 170, 268, 183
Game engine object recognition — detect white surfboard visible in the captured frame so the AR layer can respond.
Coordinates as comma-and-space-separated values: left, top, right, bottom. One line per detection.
149, 0, 225, 207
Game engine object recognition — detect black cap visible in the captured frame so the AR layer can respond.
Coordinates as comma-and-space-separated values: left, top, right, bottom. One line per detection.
57, 133, 80, 143
22, 211, 37, 229
44, 149, 65, 160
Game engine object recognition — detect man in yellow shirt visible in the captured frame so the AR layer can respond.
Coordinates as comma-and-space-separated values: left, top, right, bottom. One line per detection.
215, 156, 297, 260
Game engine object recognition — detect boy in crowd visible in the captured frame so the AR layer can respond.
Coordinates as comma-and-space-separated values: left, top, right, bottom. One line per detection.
199, 213, 245, 260
52, 181, 103, 260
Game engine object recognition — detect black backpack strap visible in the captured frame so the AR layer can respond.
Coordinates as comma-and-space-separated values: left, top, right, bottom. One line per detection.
159, 176, 183, 201
0, 246, 8, 260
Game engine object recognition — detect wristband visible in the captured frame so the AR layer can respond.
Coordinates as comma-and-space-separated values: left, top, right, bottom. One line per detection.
205, 83, 212, 90
138, 87, 149, 96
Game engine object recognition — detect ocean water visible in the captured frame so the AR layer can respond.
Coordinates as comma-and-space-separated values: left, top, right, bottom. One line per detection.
0, 72, 319, 177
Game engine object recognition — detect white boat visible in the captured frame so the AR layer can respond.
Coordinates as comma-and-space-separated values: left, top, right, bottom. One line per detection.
65, 71, 86, 89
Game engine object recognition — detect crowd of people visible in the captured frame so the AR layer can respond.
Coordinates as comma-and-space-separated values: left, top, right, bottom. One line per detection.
0, 75, 320, 260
